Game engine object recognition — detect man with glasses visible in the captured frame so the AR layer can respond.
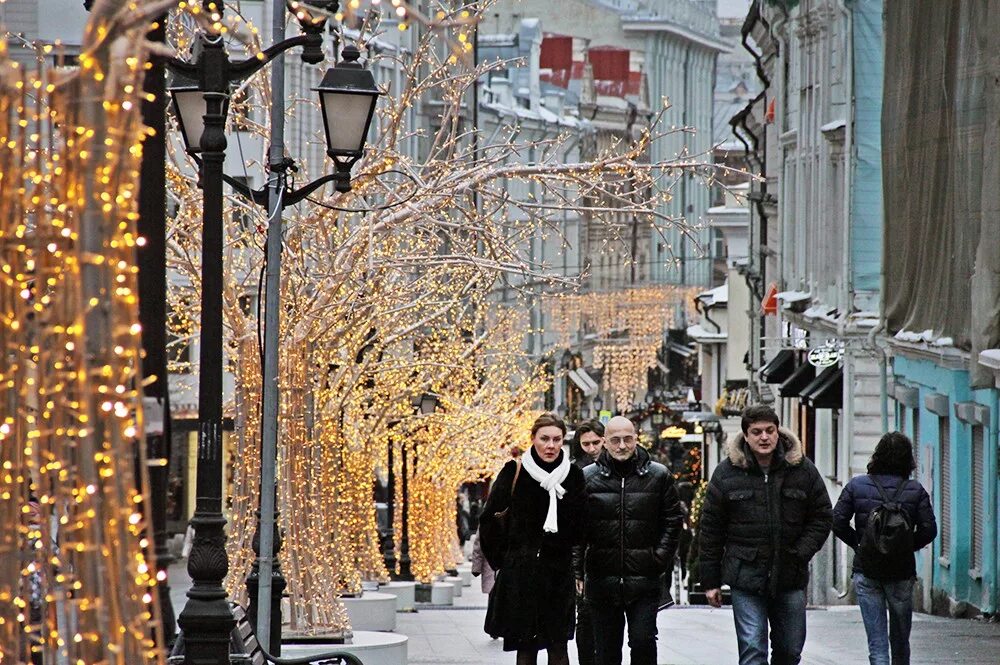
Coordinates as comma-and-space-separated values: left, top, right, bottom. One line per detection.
574, 416, 683, 665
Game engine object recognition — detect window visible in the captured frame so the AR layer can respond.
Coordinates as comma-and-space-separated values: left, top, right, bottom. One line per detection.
971, 425, 985, 572
939, 417, 951, 560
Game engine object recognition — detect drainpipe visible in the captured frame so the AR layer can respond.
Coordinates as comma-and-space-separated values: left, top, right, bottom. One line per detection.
836, 0, 856, 491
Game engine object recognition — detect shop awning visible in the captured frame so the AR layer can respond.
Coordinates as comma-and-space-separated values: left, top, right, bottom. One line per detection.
669, 340, 695, 358
779, 362, 815, 397
759, 349, 795, 384
567, 368, 598, 396
801, 365, 843, 409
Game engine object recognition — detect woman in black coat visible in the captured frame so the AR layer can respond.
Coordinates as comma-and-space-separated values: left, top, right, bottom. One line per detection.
480, 413, 586, 665
833, 432, 937, 665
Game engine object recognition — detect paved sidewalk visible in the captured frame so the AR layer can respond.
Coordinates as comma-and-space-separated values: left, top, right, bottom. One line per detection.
401, 582, 1000, 664
167, 562, 999, 664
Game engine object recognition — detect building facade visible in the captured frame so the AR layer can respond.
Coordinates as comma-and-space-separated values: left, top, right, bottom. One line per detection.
733, 0, 885, 604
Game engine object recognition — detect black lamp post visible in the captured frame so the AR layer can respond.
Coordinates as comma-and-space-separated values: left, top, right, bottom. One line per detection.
165, 3, 380, 660
383, 420, 399, 577
399, 392, 439, 582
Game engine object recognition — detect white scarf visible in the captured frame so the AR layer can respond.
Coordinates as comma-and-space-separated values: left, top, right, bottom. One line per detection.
521, 450, 572, 533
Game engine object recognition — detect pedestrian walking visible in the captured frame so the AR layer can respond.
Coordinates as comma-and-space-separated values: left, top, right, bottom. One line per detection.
479, 412, 587, 665
699, 405, 832, 665
574, 416, 683, 665
470, 529, 497, 595
832, 432, 937, 665
571, 419, 605, 665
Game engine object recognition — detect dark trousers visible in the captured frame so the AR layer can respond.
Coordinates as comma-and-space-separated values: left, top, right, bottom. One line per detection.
576, 594, 595, 665
591, 594, 658, 665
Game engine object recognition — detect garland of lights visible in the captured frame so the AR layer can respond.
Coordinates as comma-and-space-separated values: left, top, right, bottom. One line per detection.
549, 286, 700, 409
0, 1, 172, 662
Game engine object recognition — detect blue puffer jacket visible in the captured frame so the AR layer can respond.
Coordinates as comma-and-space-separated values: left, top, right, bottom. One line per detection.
832, 474, 937, 581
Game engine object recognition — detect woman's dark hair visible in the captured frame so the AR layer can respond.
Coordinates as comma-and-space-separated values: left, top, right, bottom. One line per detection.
575, 419, 605, 439
867, 431, 917, 477
530, 412, 567, 438
740, 404, 780, 434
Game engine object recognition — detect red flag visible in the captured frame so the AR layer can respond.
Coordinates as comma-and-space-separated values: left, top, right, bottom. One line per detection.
761, 283, 778, 315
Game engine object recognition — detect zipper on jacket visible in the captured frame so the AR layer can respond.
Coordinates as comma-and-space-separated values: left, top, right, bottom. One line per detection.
620, 476, 626, 590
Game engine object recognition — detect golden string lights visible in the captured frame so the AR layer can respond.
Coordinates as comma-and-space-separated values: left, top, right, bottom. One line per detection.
162, 0, 710, 634
549, 286, 700, 409
0, 0, 173, 662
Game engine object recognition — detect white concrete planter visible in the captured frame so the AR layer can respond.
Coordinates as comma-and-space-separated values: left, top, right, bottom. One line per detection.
444, 575, 463, 597
415, 581, 454, 605
282, 632, 407, 665
341, 591, 397, 632
456, 564, 473, 587
379, 580, 417, 612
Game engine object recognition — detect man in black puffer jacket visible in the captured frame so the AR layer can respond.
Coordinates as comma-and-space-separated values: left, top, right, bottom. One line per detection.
574, 416, 683, 665
699, 405, 832, 665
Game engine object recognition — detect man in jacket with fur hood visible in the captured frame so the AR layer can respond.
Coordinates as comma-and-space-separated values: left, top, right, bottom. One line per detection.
699, 405, 832, 665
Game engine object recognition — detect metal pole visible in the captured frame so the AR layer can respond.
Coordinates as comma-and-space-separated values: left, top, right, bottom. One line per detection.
176, 28, 236, 665
251, 0, 289, 653
398, 442, 413, 581
137, 12, 176, 647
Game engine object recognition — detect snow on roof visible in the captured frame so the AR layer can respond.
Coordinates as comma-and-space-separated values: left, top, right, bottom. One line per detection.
697, 283, 729, 306
687, 324, 727, 343
775, 290, 810, 303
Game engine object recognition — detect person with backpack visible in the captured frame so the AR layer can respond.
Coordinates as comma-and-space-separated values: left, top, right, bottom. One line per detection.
832, 432, 937, 665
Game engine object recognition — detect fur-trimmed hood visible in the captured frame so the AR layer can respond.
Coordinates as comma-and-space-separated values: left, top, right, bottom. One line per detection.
726, 427, 803, 469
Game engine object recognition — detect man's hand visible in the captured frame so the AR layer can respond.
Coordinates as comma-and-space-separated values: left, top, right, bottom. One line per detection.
576, 580, 585, 595
706, 588, 723, 608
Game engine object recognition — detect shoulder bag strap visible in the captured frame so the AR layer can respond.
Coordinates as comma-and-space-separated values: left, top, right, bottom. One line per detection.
510, 459, 522, 497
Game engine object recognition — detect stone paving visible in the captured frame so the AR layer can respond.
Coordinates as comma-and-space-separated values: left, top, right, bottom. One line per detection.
167, 561, 1000, 664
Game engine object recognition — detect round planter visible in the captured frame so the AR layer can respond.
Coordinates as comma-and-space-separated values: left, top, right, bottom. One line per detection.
341, 591, 397, 632
379, 580, 418, 612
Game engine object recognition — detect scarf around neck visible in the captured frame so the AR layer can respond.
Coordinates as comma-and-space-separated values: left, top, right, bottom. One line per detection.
521, 448, 571, 533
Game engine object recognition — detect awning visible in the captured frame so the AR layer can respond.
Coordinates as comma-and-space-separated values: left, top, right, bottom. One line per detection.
668, 341, 695, 358
759, 350, 795, 384
801, 365, 843, 409
779, 362, 815, 398
567, 368, 598, 396
576, 367, 600, 394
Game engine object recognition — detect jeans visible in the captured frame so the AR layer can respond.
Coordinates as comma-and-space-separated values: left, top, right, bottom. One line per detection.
591, 594, 659, 665
731, 588, 807, 665
576, 594, 595, 665
854, 573, 914, 665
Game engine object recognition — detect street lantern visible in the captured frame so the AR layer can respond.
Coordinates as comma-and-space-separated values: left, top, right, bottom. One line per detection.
651, 409, 665, 426
314, 44, 382, 192
413, 391, 440, 415
168, 74, 231, 155
557, 403, 568, 418
593, 394, 604, 412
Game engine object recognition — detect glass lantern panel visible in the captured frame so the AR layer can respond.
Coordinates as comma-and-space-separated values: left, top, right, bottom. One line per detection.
322, 91, 373, 153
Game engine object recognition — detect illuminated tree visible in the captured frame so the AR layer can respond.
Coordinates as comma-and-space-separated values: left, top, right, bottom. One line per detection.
163, 0, 716, 634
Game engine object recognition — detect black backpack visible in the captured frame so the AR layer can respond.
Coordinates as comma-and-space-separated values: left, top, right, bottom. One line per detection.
859, 477, 914, 571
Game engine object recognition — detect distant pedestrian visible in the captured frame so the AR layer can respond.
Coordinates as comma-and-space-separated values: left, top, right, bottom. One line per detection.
699, 405, 832, 665
832, 432, 937, 665
480, 413, 587, 665
470, 529, 496, 595
571, 419, 605, 665
574, 416, 683, 665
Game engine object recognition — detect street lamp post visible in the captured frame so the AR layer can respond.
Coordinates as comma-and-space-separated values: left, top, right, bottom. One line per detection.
166, 2, 380, 659
399, 393, 439, 583
383, 420, 399, 577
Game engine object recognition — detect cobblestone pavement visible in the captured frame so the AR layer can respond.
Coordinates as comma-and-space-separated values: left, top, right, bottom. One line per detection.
167, 562, 1000, 664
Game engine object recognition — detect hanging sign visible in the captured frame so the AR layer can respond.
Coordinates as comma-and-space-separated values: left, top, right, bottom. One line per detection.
599, 410, 612, 425
807, 344, 843, 367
